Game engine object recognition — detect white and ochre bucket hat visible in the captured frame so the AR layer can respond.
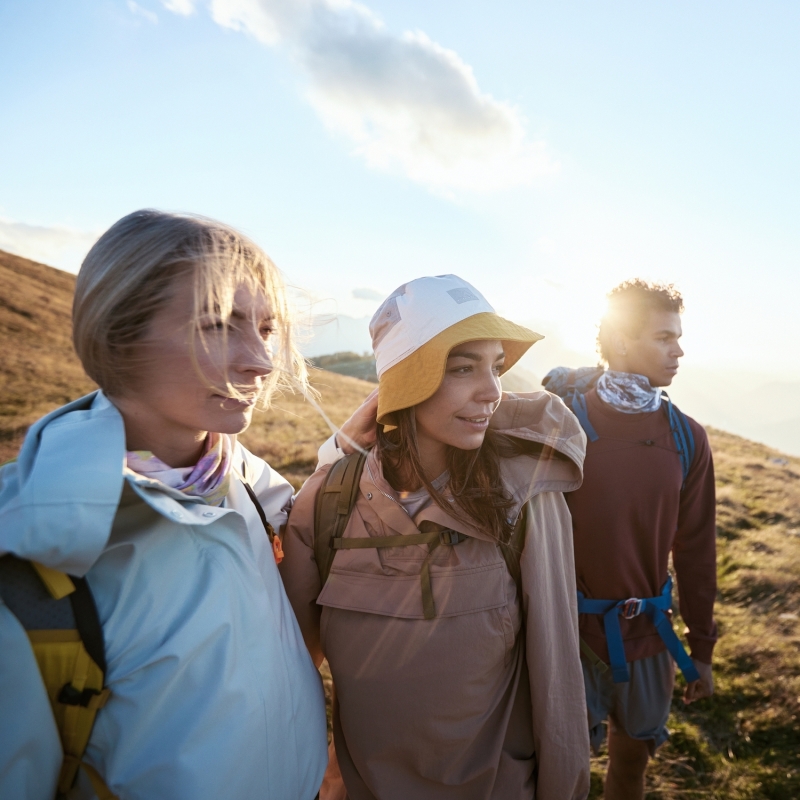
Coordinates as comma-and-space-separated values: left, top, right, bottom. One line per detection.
371, 275, 543, 427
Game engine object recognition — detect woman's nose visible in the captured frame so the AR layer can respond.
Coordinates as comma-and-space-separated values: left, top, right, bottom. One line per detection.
235, 331, 274, 378
476, 370, 502, 403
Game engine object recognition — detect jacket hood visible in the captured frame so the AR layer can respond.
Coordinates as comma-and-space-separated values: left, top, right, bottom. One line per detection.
490, 391, 586, 506
0, 391, 126, 575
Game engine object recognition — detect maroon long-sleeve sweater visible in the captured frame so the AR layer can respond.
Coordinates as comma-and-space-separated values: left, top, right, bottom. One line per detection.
565, 388, 718, 665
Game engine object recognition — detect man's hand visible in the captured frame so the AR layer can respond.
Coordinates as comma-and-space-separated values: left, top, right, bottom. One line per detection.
337, 388, 379, 455
683, 659, 713, 704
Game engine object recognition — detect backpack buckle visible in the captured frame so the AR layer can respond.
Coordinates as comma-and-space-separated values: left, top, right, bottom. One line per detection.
621, 598, 644, 619
439, 530, 463, 545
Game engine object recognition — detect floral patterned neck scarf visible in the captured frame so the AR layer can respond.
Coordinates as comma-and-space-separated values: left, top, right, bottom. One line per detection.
596, 370, 662, 414
126, 433, 234, 507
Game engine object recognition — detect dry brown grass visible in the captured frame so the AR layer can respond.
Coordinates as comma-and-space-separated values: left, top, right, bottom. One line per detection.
0, 251, 94, 462
239, 370, 373, 489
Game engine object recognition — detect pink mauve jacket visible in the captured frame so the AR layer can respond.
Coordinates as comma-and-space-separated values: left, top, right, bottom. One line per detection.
280, 392, 590, 800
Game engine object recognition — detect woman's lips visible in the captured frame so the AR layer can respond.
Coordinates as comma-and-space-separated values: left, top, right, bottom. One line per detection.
457, 415, 490, 430
214, 394, 257, 410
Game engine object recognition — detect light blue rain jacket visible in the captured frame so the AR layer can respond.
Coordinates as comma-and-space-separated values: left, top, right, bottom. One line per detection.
0, 392, 328, 799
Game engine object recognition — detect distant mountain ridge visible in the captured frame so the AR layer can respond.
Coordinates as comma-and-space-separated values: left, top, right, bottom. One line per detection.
309, 352, 377, 383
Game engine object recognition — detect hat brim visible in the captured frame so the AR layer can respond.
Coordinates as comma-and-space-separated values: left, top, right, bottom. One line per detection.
377, 312, 543, 427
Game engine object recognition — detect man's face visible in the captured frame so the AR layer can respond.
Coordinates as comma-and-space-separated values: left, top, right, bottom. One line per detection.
609, 310, 684, 387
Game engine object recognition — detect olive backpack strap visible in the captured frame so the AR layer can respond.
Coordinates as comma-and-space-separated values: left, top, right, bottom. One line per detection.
332, 522, 467, 620
494, 507, 608, 672
0, 555, 116, 798
497, 504, 528, 600
313, 451, 368, 587
313, 453, 471, 619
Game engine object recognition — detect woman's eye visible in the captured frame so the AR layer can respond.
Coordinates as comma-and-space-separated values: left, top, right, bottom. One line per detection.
260, 326, 275, 339
201, 320, 225, 331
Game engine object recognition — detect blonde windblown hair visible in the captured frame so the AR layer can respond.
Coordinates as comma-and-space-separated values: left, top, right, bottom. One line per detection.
73, 209, 309, 404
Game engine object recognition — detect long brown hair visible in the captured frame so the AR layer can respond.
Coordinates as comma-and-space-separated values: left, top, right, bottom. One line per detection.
378, 406, 519, 543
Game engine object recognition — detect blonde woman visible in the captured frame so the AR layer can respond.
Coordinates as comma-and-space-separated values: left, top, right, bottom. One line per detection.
281, 275, 591, 800
0, 210, 373, 800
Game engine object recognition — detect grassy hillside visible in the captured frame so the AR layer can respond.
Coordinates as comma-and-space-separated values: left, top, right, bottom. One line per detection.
1, 248, 799, 797
309, 351, 378, 383
0, 250, 95, 462
239, 371, 373, 489
594, 429, 800, 799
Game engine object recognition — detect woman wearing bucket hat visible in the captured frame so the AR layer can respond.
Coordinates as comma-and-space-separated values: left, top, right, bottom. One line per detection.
281, 275, 591, 800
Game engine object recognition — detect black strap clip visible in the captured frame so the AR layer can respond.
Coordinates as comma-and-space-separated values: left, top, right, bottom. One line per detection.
58, 683, 103, 707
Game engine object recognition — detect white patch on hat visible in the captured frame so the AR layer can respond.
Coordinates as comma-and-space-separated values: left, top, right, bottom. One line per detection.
447, 287, 478, 304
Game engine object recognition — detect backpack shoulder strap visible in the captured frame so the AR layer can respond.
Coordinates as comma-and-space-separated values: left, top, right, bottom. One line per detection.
497, 504, 529, 600
568, 391, 600, 442
0, 555, 115, 798
313, 451, 368, 587
238, 465, 284, 563
494, 512, 608, 671
662, 393, 696, 486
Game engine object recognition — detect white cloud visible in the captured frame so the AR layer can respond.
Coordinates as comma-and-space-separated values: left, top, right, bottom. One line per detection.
0, 218, 99, 274
162, 0, 197, 15
163, 0, 557, 193
352, 286, 383, 301
128, 1, 159, 23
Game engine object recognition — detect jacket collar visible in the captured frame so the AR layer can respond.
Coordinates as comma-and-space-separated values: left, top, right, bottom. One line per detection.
0, 391, 244, 576
359, 448, 500, 544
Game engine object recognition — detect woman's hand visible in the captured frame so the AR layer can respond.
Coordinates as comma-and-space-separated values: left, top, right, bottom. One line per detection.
337, 388, 379, 454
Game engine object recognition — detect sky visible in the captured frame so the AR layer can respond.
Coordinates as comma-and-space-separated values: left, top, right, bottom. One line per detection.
1, 0, 799, 380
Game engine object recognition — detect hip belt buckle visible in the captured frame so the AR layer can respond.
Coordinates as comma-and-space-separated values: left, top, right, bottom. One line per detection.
621, 598, 644, 619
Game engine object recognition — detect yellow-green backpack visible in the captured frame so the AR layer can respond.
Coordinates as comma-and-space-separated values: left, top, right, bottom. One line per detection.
0, 555, 116, 799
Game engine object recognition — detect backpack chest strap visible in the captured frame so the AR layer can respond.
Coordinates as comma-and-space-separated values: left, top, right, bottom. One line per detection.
331, 524, 468, 620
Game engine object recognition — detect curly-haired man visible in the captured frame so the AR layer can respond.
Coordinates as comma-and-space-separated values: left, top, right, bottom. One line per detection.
565, 281, 717, 799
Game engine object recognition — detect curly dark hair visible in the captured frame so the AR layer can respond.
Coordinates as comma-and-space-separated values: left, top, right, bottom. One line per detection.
597, 279, 684, 363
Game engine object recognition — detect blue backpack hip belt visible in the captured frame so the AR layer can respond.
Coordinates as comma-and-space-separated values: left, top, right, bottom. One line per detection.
577, 576, 700, 684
